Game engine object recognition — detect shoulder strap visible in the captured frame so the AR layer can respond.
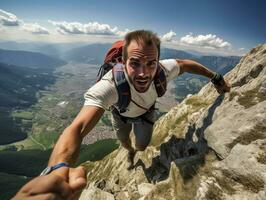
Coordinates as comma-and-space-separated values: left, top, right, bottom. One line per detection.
154, 63, 167, 97
96, 63, 113, 82
112, 62, 167, 113
112, 63, 131, 113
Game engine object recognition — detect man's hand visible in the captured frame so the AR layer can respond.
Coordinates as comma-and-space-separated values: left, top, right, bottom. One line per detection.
52, 166, 87, 191
12, 166, 87, 200
213, 78, 231, 94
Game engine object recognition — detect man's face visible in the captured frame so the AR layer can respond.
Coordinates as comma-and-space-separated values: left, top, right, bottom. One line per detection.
125, 40, 158, 93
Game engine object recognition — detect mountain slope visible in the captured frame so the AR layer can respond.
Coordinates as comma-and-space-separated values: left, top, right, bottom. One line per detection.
160, 48, 197, 59
0, 41, 84, 58
194, 55, 240, 75
0, 62, 59, 144
80, 44, 266, 200
0, 49, 66, 68
63, 43, 111, 64
0, 62, 56, 107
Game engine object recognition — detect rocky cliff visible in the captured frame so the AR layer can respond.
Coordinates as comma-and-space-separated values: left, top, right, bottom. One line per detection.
80, 44, 266, 200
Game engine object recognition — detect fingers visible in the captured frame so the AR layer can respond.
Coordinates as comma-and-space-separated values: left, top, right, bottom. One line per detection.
52, 167, 69, 182
26, 193, 64, 200
13, 167, 87, 200
15, 174, 73, 200
46, 174, 72, 198
69, 166, 87, 191
24, 174, 72, 198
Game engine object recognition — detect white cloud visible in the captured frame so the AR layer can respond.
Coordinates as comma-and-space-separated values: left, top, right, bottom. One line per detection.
22, 23, 49, 34
180, 33, 231, 49
49, 20, 129, 37
0, 9, 50, 35
0, 9, 22, 26
239, 47, 245, 51
161, 30, 176, 42
0, 25, 5, 32
116, 28, 131, 37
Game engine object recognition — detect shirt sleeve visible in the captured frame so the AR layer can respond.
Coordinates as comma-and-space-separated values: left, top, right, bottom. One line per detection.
159, 59, 180, 82
83, 71, 118, 110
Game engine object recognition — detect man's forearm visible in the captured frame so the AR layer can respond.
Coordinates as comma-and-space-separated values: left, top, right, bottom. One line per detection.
178, 59, 215, 78
48, 126, 82, 166
48, 106, 105, 167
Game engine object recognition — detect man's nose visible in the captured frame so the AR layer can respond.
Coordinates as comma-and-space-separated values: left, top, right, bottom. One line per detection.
137, 65, 147, 76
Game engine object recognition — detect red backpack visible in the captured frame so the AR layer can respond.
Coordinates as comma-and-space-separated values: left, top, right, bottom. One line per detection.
97, 40, 167, 113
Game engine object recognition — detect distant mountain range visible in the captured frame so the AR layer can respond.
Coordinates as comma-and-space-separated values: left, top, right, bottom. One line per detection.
0, 49, 66, 69
194, 55, 240, 75
0, 41, 83, 58
62, 44, 241, 74
62, 43, 111, 64
0, 41, 241, 74
0, 48, 67, 106
62, 44, 200, 64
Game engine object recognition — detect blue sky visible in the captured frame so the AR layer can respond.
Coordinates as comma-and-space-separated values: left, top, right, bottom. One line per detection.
0, 0, 265, 55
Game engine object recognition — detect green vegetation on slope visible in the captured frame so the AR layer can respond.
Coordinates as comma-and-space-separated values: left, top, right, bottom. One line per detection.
0, 138, 119, 200
172, 75, 208, 102
0, 172, 31, 200
0, 138, 119, 176
0, 110, 27, 145
77, 139, 119, 165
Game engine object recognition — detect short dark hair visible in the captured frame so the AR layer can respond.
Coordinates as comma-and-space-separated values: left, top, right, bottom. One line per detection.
122, 30, 161, 62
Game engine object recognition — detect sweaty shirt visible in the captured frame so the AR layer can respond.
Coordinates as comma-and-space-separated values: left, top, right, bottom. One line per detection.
84, 59, 180, 118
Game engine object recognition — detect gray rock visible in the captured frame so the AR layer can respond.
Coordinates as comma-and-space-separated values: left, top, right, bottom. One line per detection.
80, 44, 266, 200
79, 184, 115, 200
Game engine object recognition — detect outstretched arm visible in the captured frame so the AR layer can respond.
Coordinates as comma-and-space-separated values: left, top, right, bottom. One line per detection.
177, 59, 215, 78
176, 59, 231, 93
48, 105, 105, 166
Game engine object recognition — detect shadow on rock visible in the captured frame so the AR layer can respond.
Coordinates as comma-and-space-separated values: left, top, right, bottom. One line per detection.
135, 94, 225, 183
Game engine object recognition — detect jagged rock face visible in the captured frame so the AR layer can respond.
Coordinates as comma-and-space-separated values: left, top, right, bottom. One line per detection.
80, 44, 266, 200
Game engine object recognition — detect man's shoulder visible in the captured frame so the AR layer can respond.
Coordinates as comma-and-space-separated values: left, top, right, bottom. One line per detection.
159, 59, 178, 68
101, 69, 114, 81
90, 70, 116, 93
159, 59, 180, 81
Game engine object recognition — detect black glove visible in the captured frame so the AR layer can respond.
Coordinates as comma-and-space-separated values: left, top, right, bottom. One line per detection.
211, 73, 224, 86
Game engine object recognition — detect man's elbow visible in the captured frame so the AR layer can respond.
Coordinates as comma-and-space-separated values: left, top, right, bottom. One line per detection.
176, 59, 187, 75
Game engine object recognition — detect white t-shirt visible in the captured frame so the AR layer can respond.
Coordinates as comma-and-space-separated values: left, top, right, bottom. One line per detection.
84, 59, 180, 118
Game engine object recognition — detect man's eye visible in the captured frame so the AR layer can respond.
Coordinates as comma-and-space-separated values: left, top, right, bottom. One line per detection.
130, 61, 140, 67
147, 61, 157, 68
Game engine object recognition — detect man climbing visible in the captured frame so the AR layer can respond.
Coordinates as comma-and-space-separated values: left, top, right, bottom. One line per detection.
45, 30, 230, 180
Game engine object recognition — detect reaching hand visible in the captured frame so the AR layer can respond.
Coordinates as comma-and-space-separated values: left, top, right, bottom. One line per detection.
211, 73, 231, 94
12, 166, 87, 200
213, 78, 231, 94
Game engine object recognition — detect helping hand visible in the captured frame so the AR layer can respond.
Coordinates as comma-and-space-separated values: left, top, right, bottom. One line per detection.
12, 166, 87, 200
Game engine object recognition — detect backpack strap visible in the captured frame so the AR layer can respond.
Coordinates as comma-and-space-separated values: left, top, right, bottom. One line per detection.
112, 63, 131, 113
112, 62, 167, 113
96, 63, 113, 82
154, 63, 167, 97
